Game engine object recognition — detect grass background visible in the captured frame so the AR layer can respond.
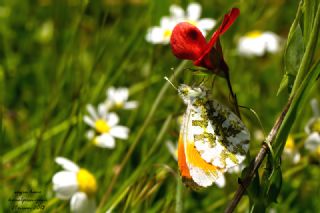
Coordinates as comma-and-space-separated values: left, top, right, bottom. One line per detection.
1, 0, 320, 212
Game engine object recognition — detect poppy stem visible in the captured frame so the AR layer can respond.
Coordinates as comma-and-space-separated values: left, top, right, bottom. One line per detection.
225, 72, 241, 119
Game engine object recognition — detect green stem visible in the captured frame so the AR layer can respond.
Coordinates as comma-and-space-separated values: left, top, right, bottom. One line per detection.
290, 3, 320, 97
225, 72, 241, 119
176, 178, 183, 213
225, 3, 320, 212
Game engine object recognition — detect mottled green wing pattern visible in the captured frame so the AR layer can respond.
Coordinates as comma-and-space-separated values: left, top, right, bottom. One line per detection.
190, 98, 250, 170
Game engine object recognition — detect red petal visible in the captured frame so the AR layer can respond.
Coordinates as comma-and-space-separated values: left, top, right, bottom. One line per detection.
207, 8, 240, 48
218, 8, 240, 35
195, 8, 240, 68
170, 22, 207, 61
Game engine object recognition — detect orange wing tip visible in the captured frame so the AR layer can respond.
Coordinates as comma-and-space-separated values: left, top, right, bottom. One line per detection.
178, 135, 191, 178
179, 137, 225, 188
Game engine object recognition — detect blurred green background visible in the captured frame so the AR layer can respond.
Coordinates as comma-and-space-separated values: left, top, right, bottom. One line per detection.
1, 0, 320, 212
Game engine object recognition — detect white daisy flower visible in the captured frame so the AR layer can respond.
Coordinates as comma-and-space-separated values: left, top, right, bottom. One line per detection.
104, 87, 138, 110
238, 31, 281, 57
146, 16, 177, 44
146, 2, 216, 44
52, 157, 97, 213
170, 3, 216, 37
83, 104, 129, 149
283, 135, 301, 164
304, 99, 320, 156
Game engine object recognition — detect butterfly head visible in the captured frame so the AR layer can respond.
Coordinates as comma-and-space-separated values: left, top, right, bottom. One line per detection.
178, 84, 207, 104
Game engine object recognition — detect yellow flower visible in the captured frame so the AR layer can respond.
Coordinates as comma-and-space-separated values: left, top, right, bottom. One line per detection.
283, 135, 300, 164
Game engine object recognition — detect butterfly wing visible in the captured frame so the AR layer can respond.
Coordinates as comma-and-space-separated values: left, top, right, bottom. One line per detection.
178, 104, 224, 188
192, 99, 250, 170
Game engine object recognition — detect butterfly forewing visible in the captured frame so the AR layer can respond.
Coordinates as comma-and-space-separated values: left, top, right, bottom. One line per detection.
177, 84, 250, 188
180, 104, 224, 188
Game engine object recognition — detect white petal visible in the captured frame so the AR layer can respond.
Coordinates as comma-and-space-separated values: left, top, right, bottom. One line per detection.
86, 130, 95, 140
123, 101, 138, 109
110, 126, 129, 139
95, 134, 115, 148
83, 116, 95, 128
262, 32, 280, 53
98, 103, 108, 119
305, 132, 320, 151
161, 16, 178, 30
170, 4, 185, 19
107, 87, 116, 100
214, 174, 226, 188
146, 27, 168, 44
187, 3, 201, 21
115, 88, 129, 103
197, 18, 216, 31
199, 29, 207, 37
55, 157, 79, 172
86, 104, 98, 120
292, 152, 301, 164
107, 113, 119, 127
160, 16, 176, 29
238, 37, 265, 57
160, 16, 171, 27
70, 192, 96, 213
52, 171, 78, 199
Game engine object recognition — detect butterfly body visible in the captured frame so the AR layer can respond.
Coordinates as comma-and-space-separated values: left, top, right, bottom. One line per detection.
177, 84, 250, 188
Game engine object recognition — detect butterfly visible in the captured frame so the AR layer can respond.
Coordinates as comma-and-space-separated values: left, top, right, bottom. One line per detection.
177, 84, 250, 189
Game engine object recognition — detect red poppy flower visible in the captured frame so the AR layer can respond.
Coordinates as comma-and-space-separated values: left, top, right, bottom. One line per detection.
170, 8, 240, 77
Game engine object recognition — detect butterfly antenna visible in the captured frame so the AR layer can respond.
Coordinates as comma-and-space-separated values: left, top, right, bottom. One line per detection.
239, 105, 266, 136
164, 76, 178, 90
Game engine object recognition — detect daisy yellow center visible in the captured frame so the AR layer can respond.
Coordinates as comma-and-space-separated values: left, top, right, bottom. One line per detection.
163, 29, 172, 38
95, 119, 110, 133
285, 135, 295, 151
77, 169, 97, 197
246, 30, 262, 38
115, 101, 124, 109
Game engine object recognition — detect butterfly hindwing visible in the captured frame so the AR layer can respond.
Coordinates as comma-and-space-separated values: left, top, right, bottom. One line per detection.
192, 99, 250, 169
